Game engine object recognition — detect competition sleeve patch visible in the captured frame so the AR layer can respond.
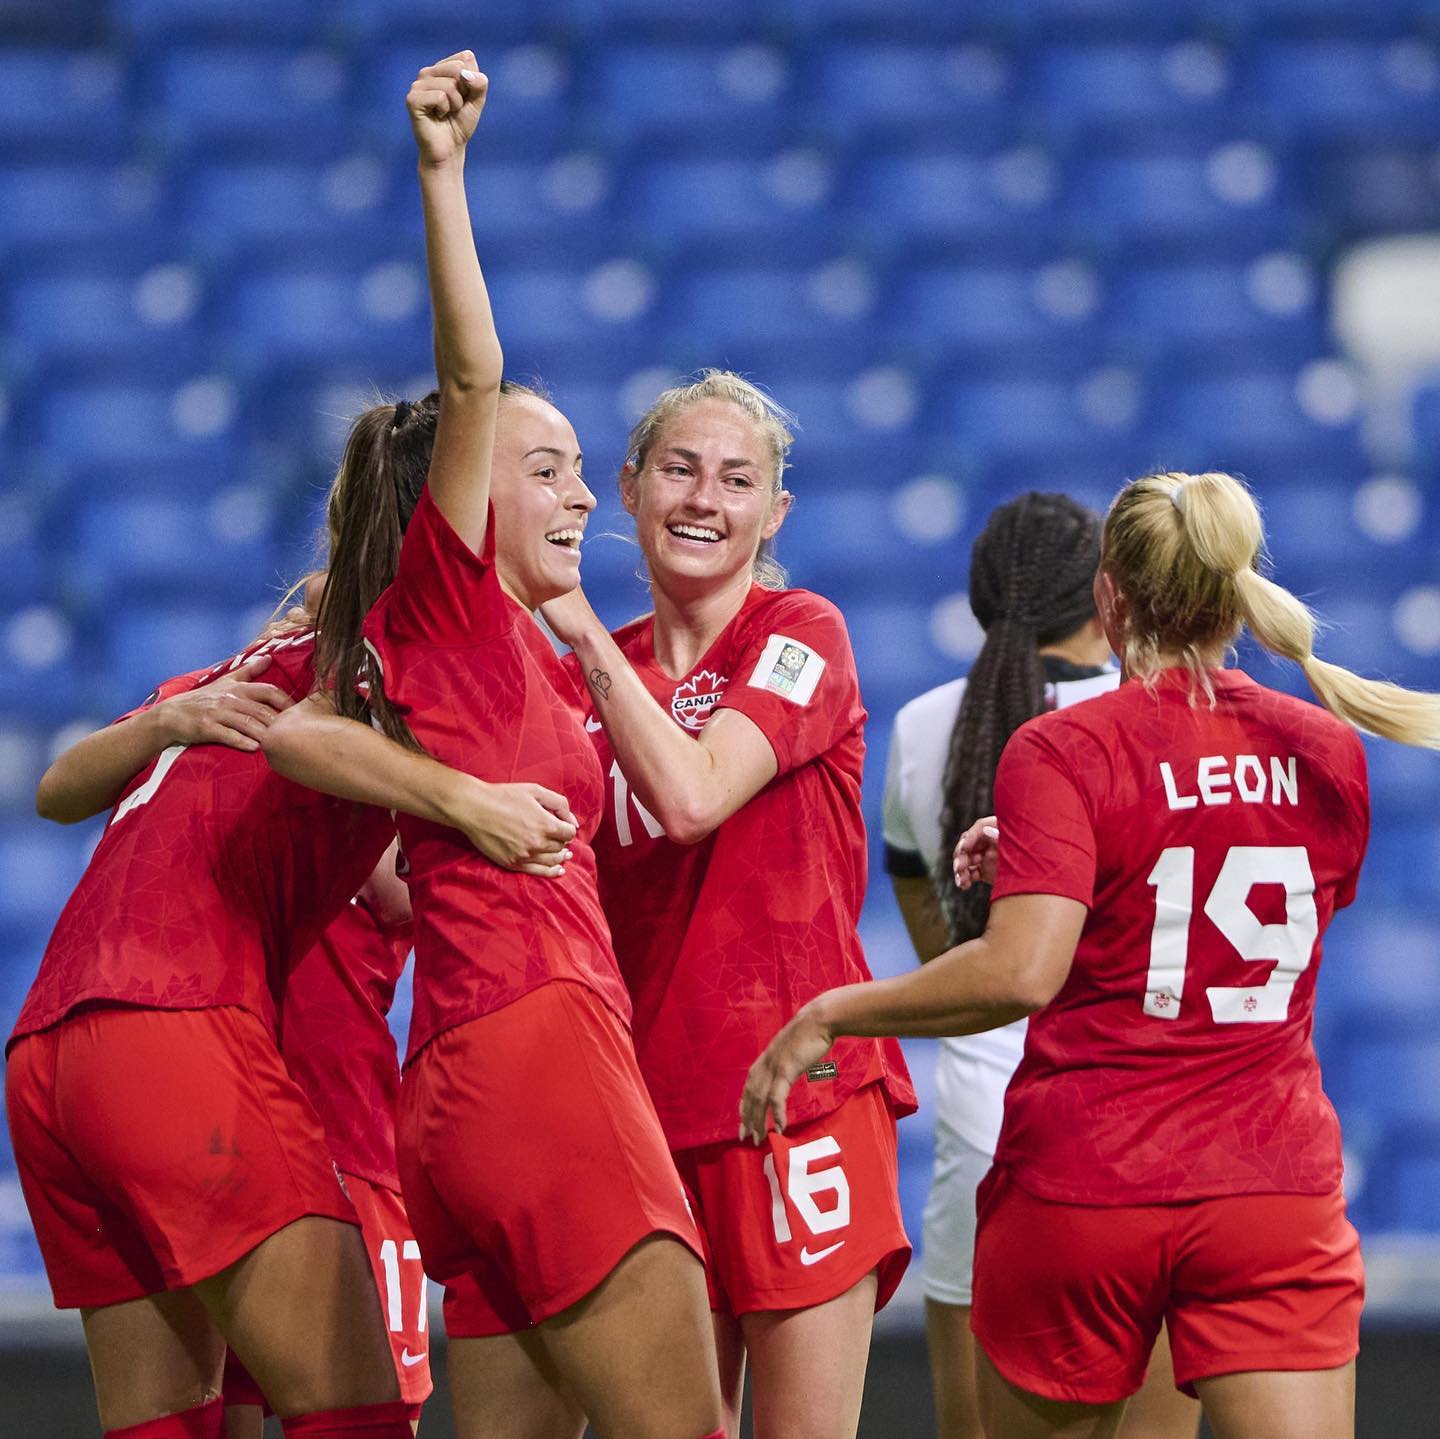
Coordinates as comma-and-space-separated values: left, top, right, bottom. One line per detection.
746, 633, 827, 705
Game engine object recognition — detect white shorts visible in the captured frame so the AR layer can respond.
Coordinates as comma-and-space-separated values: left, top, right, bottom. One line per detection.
921, 1121, 995, 1307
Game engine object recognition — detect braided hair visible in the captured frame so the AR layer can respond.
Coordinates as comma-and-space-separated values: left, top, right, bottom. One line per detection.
935, 492, 1104, 944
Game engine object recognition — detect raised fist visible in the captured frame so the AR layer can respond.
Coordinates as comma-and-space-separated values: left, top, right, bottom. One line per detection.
407, 50, 488, 167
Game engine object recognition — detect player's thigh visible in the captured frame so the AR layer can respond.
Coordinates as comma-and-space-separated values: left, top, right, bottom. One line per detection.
740, 1271, 877, 1439
1194, 1362, 1355, 1439
926, 1300, 984, 1439
1119, 1325, 1201, 1439
447, 1331, 585, 1439
194, 1214, 399, 1418
976, 1347, 1127, 1439
81, 1288, 226, 1433
537, 1234, 722, 1439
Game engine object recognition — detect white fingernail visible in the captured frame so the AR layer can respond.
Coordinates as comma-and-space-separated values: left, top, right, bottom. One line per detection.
461, 69, 479, 81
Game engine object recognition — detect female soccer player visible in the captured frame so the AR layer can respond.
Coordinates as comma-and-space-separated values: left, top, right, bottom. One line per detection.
5, 67, 576, 1439
266, 55, 724, 1439
541, 371, 915, 1439
744, 469, 1440, 1439
883, 493, 1197, 1439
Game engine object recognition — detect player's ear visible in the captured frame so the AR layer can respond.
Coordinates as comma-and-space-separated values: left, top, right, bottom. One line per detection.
761, 489, 793, 540
619, 461, 641, 517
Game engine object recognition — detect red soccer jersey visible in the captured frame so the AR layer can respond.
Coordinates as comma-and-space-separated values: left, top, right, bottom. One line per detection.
10, 630, 394, 1047
362, 487, 629, 1064
989, 666, 1369, 1204
279, 897, 413, 1192
569, 584, 915, 1151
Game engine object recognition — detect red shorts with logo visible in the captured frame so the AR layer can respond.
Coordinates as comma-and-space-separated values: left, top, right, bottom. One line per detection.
6, 1005, 356, 1309
222, 1174, 431, 1415
399, 981, 703, 1339
672, 1082, 910, 1317
971, 1166, 1364, 1404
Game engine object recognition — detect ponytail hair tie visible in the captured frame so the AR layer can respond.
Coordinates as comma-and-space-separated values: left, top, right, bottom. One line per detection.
392, 400, 412, 432
1170, 481, 1187, 516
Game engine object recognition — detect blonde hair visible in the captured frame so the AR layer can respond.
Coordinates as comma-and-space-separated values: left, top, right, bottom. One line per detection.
1104, 470, 1440, 748
624, 369, 796, 589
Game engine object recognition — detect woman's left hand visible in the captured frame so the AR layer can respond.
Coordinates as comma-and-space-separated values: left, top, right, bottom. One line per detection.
540, 585, 601, 648
739, 1002, 836, 1143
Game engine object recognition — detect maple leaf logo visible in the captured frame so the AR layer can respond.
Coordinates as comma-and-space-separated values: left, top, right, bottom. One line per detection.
672, 670, 728, 731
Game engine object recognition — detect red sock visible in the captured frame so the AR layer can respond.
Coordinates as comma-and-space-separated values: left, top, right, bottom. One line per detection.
105, 1398, 222, 1438
697, 1431, 727, 1439
280, 1401, 415, 1437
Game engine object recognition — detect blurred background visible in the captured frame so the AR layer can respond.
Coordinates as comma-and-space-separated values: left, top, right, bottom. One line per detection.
2, 0, 1440, 1433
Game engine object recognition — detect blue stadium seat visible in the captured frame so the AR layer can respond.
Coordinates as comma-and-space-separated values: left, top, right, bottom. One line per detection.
117, 0, 328, 40
668, 267, 870, 349
0, 50, 129, 155
807, 43, 1013, 138
1152, 369, 1361, 457
623, 158, 827, 248
0, 820, 93, 929
1410, 376, 1440, 455
1384, 1144, 1440, 1232
891, 264, 1102, 352
0, 163, 165, 251
1109, 262, 1324, 360
0, 493, 50, 606
937, 374, 1146, 459
1250, 42, 1440, 140
183, 162, 347, 244
1304, 145, 1440, 235
592, 45, 792, 142
1028, 43, 1233, 133
142, 45, 351, 152
1067, 150, 1297, 254
1330, 1023, 1440, 1129
102, 606, 256, 702
844, 149, 1057, 254
66, 496, 278, 606
39, 376, 239, 468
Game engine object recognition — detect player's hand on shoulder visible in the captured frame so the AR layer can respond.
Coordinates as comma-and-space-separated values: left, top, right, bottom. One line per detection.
159, 654, 293, 753
407, 50, 488, 166
954, 816, 1000, 891
454, 779, 578, 877
739, 1001, 836, 1143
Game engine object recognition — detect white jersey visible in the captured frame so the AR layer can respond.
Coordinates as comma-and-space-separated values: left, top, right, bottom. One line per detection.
882, 663, 1119, 1151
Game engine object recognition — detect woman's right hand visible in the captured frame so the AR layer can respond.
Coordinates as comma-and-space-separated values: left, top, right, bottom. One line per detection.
953, 816, 1000, 890
448, 779, 579, 877
407, 51, 488, 168
158, 654, 293, 753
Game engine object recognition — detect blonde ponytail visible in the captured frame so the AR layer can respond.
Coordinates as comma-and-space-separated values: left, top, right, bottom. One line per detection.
1107, 470, 1440, 750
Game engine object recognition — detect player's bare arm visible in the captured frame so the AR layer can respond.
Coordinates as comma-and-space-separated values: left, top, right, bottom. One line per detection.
409, 52, 503, 554
36, 654, 293, 824
543, 587, 778, 844
740, 893, 1084, 1139
891, 875, 950, 963
263, 693, 577, 876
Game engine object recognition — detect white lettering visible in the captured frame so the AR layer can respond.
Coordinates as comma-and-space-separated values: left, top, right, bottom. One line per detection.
1270, 755, 1299, 806
1234, 754, 1267, 803
1196, 755, 1232, 806
1159, 754, 1299, 808
1160, 761, 1198, 810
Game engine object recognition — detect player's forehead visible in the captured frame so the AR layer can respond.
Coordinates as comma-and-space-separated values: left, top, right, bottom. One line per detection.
649, 398, 766, 468
498, 392, 581, 462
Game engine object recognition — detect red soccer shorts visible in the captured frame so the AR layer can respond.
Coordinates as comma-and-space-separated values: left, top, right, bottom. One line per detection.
971, 1166, 1364, 1405
672, 1082, 911, 1317
222, 1175, 431, 1415
6, 1004, 356, 1309
397, 980, 703, 1338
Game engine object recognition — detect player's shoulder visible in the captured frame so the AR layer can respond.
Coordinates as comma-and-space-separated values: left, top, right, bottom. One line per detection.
743, 583, 847, 635
893, 676, 967, 744
1008, 679, 1129, 772
610, 609, 655, 657
1240, 675, 1367, 768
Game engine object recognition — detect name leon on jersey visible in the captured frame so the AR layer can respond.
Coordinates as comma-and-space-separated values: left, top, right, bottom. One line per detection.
1160, 754, 1299, 811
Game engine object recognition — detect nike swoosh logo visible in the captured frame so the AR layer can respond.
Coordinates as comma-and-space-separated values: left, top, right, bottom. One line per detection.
400, 1348, 427, 1367
585, 716, 602, 732
800, 1241, 845, 1266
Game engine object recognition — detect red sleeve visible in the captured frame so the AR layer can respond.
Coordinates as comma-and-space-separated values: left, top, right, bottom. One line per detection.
989, 720, 1097, 908
1335, 731, 1370, 911
112, 667, 212, 726
713, 591, 863, 775
363, 486, 508, 650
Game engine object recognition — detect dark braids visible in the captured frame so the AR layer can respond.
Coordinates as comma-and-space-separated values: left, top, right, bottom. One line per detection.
935, 493, 1104, 944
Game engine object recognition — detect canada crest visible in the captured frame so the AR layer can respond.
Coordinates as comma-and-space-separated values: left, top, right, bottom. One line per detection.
672, 670, 728, 731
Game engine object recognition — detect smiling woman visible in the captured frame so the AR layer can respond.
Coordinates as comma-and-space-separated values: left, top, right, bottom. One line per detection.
541, 370, 916, 1439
